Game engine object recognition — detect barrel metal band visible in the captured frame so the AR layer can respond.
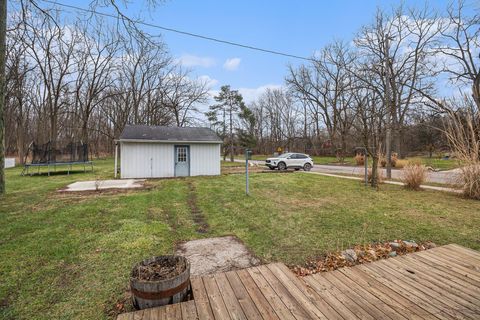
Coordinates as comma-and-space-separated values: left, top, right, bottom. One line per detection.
131, 280, 190, 300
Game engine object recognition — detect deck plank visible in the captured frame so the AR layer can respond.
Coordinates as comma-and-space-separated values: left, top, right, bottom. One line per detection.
321, 270, 396, 320
311, 273, 375, 320
236, 269, 281, 320
359, 263, 456, 320
164, 303, 182, 320
337, 267, 429, 320
202, 274, 232, 320
224, 271, 263, 320
190, 277, 215, 320
376, 259, 479, 319
433, 247, 480, 271
407, 252, 480, 288
386, 255, 480, 308
214, 273, 248, 320
275, 264, 343, 320
445, 244, 480, 260
247, 266, 296, 320
413, 250, 480, 283
402, 254, 480, 299
303, 274, 360, 319
267, 263, 327, 319
180, 300, 198, 320
256, 265, 312, 319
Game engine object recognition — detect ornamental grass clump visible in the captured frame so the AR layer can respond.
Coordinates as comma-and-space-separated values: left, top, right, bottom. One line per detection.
458, 163, 480, 200
355, 153, 365, 166
401, 163, 427, 190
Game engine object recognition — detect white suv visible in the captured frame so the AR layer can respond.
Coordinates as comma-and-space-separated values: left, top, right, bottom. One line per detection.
265, 153, 313, 171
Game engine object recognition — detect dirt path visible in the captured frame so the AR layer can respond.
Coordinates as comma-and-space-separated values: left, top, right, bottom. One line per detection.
186, 181, 209, 233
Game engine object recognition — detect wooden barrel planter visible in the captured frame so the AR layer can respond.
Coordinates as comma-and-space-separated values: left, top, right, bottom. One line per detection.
130, 255, 190, 310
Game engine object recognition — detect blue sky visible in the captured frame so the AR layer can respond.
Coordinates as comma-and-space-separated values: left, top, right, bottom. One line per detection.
50, 0, 477, 102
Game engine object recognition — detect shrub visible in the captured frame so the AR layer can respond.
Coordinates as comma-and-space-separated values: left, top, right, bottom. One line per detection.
401, 164, 427, 190
441, 100, 480, 199
395, 159, 409, 169
458, 164, 480, 200
355, 154, 365, 166
380, 152, 398, 167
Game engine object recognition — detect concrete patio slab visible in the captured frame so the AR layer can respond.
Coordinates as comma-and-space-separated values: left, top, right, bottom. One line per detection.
62, 179, 145, 192
175, 236, 260, 276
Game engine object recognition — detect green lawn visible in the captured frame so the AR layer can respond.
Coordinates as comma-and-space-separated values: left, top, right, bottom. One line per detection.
1, 159, 479, 319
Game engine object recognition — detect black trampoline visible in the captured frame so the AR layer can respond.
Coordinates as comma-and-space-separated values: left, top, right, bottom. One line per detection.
21, 141, 93, 176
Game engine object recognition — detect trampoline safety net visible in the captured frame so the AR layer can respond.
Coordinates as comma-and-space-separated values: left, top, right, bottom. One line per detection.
30, 141, 89, 164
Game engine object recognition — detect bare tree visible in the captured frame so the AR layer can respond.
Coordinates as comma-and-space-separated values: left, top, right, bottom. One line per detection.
355, 5, 440, 158
161, 66, 210, 127
73, 21, 120, 144
287, 41, 357, 159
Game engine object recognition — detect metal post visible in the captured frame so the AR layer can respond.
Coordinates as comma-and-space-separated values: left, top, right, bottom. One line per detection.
245, 149, 249, 195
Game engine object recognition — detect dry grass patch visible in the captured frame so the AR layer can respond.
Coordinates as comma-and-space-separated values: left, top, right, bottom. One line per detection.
402, 164, 427, 190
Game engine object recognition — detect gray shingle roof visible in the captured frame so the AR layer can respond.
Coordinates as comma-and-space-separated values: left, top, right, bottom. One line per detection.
119, 125, 222, 143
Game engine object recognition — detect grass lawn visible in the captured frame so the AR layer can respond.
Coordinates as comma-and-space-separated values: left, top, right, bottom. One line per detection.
1, 159, 479, 319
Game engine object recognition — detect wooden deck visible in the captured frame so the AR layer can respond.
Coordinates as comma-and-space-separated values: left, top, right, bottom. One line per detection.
117, 244, 480, 319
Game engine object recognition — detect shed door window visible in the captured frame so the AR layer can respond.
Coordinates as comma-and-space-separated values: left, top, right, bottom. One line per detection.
177, 146, 187, 162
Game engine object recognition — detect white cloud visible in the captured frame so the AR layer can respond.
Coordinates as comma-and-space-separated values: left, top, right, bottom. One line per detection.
238, 84, 283, 103
223, 57, 241, 71
176, 54, 216, 68
198, 75, 218, 88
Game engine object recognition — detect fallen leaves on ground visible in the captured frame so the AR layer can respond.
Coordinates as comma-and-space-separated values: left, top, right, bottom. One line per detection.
291, 240, 436, 276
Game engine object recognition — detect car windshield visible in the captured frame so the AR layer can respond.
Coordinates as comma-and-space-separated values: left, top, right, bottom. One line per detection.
277, 153, 291, 158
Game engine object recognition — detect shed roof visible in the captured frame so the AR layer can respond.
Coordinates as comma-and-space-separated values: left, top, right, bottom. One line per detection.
119, 125, 222, 143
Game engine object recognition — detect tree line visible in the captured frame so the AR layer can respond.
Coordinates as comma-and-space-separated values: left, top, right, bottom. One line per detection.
4, 1, 479, 183
207, 2, 478, 182
5, 1, 210, 163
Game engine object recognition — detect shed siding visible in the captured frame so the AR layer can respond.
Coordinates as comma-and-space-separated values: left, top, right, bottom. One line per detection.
120, 142, 174, 178
120, 142, 220, 178
190, 144, 221, 176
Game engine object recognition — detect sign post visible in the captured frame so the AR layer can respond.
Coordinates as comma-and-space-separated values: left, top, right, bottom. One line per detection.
245, 149, 251, 195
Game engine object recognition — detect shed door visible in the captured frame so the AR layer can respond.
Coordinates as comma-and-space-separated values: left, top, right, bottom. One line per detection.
174, 145, 190, 177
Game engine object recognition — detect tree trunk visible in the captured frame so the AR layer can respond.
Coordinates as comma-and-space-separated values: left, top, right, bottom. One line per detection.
371, 154, 379, 188
17, 122, 25, 165
339, 136, 347, 163
229, 104, 234, 162
394, 126, 402, 159
0, 0, 6, 194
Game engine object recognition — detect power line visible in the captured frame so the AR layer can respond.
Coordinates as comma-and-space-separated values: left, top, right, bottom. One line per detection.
40, 0, 315, 62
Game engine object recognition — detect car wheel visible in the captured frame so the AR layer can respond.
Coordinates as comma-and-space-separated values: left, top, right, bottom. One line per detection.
303, 163, 312, 171
277, 162, 287, 171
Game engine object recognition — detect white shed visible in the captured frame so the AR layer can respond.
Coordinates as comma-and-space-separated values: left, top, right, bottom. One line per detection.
117, 125, 222, 179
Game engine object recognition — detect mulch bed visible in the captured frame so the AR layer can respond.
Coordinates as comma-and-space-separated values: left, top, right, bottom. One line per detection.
291, 240, 437, 276
132, 256, 187, 281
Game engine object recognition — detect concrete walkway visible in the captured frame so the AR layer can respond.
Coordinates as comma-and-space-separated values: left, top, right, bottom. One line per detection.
303, 171, 462, 194
62, 179, 145, 192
